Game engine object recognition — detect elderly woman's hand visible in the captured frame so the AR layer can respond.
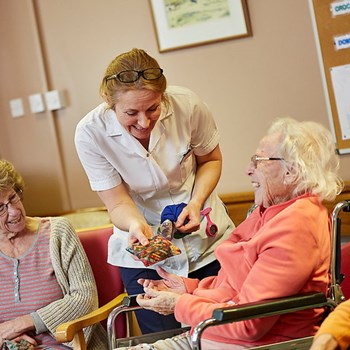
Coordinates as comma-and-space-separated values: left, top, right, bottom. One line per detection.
138, 266, 187, 294
136, 267, 186, 315
1, 335, 37, 349
0, 316, 37, 346
137, 289, 182, 315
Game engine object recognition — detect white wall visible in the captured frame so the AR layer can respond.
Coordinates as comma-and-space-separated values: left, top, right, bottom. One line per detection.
0, 0, 349, 215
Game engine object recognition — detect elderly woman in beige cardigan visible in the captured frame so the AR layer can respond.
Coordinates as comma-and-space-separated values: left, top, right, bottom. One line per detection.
0, 159, 106, 349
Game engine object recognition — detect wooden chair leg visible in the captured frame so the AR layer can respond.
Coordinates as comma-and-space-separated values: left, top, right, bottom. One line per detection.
72, 330, 86, 350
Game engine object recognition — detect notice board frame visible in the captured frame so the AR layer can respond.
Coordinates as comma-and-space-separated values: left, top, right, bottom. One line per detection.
309, 0, 350, 154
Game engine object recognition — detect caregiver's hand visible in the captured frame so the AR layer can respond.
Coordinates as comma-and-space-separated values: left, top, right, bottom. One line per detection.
175, 201, 201, 233
128, 220, 153, 246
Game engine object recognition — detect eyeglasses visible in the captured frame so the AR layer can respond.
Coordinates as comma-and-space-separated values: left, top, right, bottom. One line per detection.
106, 68, 164, 83
0, 191, 23, 216
250, 155, 284, 168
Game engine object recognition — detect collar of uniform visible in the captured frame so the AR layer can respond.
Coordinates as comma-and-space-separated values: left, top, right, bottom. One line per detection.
147, 101, 173, 150
159, 99, 173, 121
104, 107, 124, 137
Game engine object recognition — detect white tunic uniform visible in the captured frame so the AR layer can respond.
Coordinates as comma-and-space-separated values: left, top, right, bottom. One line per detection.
75, 86, 234, 276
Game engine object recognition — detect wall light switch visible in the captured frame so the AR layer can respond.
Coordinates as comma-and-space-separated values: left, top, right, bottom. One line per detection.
44, 90, 66, 111
9, 98, 24, 118
29, 93, 45, 113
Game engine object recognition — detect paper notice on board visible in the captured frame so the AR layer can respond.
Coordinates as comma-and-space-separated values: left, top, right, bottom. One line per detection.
330, 64, 350, 140
331, 1, 350, 16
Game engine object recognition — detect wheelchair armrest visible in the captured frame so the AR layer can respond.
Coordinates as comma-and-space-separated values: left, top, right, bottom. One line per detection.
55, 292, 127, 343
122, 294, 144, 307
192, 292, 331, 350
212, 292, 328, 322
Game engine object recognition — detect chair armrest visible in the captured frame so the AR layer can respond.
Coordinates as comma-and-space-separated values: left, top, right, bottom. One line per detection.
213, 292, 329, 322
56, 292, 127, 343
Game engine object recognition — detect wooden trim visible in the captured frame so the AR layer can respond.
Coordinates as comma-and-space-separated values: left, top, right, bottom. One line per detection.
58, 182, 349, 236
220, 181, 350, 236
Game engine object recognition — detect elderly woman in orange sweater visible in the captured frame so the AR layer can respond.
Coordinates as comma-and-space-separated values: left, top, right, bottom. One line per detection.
120, 117, 344, 350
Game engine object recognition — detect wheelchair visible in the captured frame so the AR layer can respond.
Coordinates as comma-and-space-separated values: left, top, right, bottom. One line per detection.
107, 200, 350, 350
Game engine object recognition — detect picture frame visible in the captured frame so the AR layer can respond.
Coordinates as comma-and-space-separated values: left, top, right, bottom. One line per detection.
149, 0, 252, 53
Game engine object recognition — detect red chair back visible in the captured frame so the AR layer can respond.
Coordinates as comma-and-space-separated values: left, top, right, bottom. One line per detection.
77, 225, 126, 336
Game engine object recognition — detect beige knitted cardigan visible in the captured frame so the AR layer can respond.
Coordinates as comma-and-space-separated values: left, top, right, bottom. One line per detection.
36, 216, 108, 349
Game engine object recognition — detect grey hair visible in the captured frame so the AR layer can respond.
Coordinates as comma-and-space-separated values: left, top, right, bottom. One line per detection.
267, 117, 343, 201
0, 159, 25, 193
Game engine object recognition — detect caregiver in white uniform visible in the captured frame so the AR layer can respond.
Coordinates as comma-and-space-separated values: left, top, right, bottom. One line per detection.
75, 48, 235, 334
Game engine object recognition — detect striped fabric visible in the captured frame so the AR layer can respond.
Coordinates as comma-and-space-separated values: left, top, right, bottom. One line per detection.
0, 219, 70, 349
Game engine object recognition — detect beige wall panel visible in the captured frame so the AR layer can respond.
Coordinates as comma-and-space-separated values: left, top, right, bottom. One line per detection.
0, 0, 70, 215
33, 0, 160, 209
1, 0, 349, 214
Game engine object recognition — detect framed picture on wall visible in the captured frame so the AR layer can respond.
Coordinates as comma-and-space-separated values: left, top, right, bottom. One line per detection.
149, 0, 252, 52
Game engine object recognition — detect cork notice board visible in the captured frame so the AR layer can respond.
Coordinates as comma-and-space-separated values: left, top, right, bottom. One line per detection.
309, 0, 350, 154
